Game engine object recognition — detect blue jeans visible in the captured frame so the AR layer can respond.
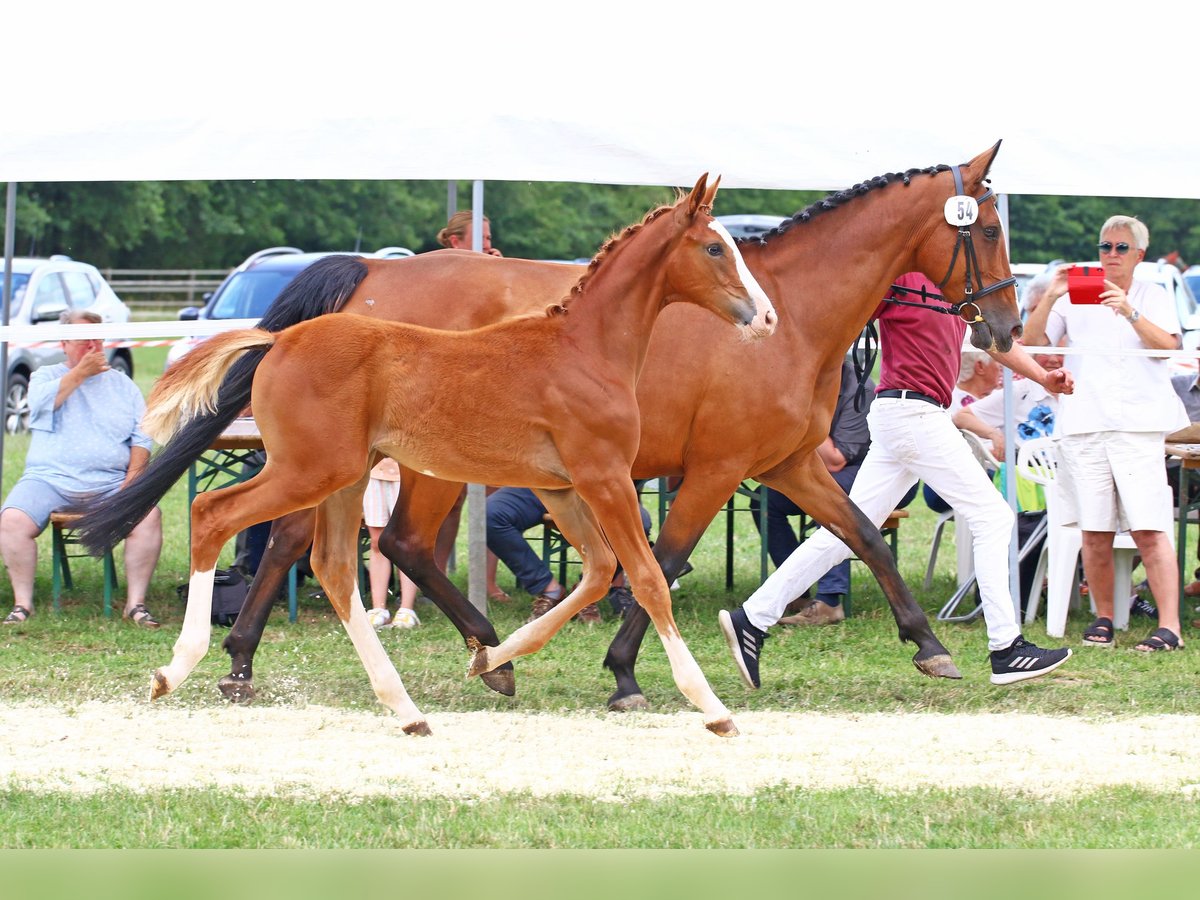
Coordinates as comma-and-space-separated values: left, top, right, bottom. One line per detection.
487, 487, 652, 595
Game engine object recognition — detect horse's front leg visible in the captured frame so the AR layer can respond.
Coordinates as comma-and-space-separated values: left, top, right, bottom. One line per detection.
384, 471, 516, 696
590, 479, 736, 737
761, 456, 960, 679
311, 484, 429, 736
604, 469, 747, 712
219, 507, 317, 703
466, 488, 616, 675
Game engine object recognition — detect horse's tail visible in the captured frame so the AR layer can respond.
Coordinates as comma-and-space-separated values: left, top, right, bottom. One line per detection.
69, 255, 372, 554
143, 330, 278, 443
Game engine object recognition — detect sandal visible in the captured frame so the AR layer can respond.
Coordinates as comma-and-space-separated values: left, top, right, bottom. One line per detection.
487, 588, 512, 603
1082, 616, 1114, 647
123, 604, 161, 629
1134, 627, 1183, 653
3, 606, 31, 625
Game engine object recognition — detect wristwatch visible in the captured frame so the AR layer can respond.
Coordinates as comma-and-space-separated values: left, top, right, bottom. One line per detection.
1127, 308, 1141, 323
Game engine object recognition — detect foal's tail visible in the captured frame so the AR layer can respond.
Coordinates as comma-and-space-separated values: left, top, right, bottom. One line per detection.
142, 330, 278, 443
68, 254, 371, 554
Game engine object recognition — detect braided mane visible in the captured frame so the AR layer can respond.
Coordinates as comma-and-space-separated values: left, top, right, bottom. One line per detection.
544, 202, 676, 316
747, 164, 954, 245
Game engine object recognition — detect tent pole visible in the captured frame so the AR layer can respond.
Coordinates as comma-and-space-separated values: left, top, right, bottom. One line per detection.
1, 181, 17, 491
467, 181, 488, 615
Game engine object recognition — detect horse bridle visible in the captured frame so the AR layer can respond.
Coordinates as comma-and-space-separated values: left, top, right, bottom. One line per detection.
884, 164, 1017, 324
851, 165, 1018, 410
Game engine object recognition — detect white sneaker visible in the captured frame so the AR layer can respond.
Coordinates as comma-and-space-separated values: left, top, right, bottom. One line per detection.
366, 608, 392, 630
393, 608, 421, 629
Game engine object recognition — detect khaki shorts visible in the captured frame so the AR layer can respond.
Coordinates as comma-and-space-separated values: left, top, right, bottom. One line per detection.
1056, 431, 1172, 533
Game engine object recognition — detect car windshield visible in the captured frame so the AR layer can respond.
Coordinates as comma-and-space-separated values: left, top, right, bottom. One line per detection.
1186, 274, 1200, 304
208, 270, 299, 319
3, 273, 31, 310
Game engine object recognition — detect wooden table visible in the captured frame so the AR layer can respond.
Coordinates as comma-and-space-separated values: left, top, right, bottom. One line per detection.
188, 418, 299, 621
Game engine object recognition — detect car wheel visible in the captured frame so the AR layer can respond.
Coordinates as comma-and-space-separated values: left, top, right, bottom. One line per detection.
5, 372, 30, 433
109, 352, 134, 379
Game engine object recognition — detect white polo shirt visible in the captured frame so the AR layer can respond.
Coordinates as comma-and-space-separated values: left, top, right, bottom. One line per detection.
1043, 279, 1189, 436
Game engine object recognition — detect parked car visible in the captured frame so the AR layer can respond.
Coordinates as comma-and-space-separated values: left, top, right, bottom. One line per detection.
165, 245, 414, 368
3, 255, 134, 432
716, 214, 788, 241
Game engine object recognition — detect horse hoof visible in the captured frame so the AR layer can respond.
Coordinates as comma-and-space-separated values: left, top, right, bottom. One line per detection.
479, 664, 516, 697
466, 637, 490, 679
705, 717, 739, 738
402, 720, 432, 737
914, 652, 962, 680
607, 692, 649, 712
218, 674, 257, 704
150, 669, 170, 701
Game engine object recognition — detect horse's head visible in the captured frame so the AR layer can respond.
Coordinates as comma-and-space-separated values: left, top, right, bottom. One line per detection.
917, 142, 1021, 353
667, 173, 777, 339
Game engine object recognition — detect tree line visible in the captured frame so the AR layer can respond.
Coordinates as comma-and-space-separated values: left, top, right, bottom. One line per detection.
6, 180, 1199, 271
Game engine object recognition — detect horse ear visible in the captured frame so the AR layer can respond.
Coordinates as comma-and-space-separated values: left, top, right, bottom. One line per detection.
686, 173, 711, 216
967, 141, 1003, 183
702, 174, 722, 211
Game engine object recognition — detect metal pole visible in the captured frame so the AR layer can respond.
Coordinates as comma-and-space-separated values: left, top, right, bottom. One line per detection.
1, 181, 17, 492
466, 180, 488, 615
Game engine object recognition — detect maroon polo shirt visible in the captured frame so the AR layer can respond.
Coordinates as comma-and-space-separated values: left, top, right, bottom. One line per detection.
873, 272, 966, 409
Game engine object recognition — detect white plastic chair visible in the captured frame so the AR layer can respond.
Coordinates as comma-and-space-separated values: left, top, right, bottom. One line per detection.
923, 430, 1000, 591
1016, 437, 1139, 637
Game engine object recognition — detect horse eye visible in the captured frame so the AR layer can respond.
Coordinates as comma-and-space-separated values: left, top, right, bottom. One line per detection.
706, 243, 724, 257
982, 226, 999, 240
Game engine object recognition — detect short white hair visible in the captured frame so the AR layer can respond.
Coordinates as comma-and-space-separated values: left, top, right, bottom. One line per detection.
1100, 215, 1149, 251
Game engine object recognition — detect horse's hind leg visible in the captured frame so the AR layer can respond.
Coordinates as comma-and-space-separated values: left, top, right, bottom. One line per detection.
312, 484, 428, 735
219, 508, 317, 702
466, 488, 616, 674
384, 472, 516, 696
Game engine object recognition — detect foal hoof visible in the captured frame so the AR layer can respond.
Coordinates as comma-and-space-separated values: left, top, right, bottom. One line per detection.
479, 663, 516, 697
150, 669, 170, 701
218, 674, 257, 704
607, 692, 650, 712
913, 652, 962, 680
402, 720, 433, 737
705, 717, 740, 738
466, 637, 491, 679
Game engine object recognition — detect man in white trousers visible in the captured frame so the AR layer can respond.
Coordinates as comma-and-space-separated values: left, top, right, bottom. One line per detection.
720, 273, 1074, 687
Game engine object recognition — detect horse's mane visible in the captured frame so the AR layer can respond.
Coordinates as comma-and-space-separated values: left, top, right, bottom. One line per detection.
744, 164, 954, 246
543, 201, 677, 317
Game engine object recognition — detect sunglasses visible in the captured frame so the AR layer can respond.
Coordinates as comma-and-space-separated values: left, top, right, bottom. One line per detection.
1097, 241, 1132, 255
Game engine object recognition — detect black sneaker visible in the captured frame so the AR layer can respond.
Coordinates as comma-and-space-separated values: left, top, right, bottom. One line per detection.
718, 607, 768, 689
989, 635, 1071, 685
607, 584, 636, 619
1130, 595, 1158, 620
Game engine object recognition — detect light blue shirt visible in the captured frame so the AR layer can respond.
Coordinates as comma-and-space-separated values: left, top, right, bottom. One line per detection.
25, 364, 152, 495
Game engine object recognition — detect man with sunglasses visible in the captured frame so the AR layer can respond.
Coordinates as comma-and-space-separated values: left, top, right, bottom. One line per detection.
1024, 216, 1189, 652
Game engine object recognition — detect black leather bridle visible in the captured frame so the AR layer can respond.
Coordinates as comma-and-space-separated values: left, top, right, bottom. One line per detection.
883, 164, 1017, 324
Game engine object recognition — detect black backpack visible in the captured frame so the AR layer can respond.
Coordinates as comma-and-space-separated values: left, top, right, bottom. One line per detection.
176, 568, 250, 627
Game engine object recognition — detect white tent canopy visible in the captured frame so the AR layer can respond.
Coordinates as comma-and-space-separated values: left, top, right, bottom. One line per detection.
5, 1, 1198, 198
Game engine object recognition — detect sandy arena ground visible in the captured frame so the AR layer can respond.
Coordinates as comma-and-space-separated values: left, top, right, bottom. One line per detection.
3, 702, 1200, 800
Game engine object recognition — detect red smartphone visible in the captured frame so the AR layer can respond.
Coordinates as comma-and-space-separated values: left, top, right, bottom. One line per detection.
1067, 264, 1106, 305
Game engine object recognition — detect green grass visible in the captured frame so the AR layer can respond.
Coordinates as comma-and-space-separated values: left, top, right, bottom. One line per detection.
3, 346, 1200, 849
